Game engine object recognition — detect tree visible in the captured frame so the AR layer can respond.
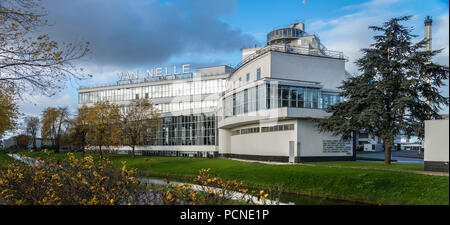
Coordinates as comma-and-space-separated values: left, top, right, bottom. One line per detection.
317, 16, 449, 164
121, 99, 162, 158
16, 134, 29, 149
41, 107, 70, 152
0, 83, 18, 137
68, 105, 90, 154
86, 102, 122, 157
0, 0, 90, 97
24, 116, 39, 150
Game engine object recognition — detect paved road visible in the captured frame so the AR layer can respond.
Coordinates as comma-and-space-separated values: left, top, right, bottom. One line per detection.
357, 152, 424, 164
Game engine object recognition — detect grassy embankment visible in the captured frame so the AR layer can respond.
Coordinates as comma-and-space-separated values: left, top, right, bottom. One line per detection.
8, 150, 448, 205
0, 150, 26, 170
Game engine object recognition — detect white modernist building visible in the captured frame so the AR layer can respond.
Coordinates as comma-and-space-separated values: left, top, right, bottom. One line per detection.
78, 22, 355, 162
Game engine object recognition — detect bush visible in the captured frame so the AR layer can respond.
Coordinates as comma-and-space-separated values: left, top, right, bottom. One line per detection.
155, 168, 271, 205
0, 153, 146, 205
0, 152, 271, 205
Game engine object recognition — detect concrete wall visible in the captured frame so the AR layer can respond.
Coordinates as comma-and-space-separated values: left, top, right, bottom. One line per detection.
297, 119, 352, 157
218, 128, 231, 154
229, 53, 271, 86
228, 120, 298, 157
424, 119, 449, 172
425, 119, 449, 162
270, 51, 346, 90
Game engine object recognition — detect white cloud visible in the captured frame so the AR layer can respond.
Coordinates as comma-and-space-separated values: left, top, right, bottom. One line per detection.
343, 0, 405, 11
18, 93, 77, 119
309, 1, 449, 114
310, 1, 448, 74
433, 13, 449, 66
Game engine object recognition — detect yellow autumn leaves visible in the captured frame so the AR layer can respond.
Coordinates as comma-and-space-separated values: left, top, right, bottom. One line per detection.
0, 153, 142, 205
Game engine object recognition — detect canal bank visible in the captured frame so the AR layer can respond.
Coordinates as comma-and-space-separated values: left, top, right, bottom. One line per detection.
6, 151, 449, 205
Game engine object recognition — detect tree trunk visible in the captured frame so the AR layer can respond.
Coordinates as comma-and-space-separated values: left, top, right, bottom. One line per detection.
55, 136, 60, 153
352, 131, 357, 161
99, 145, 102, 159
33, 138, 37, 150
132, 145, 135, 159
384, 139, 392, 164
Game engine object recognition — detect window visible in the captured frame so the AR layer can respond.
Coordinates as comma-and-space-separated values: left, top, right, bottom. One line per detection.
244, 89, 248, 113
135, 94, 139, 99
290, 87, 297, 107
297, 88, 304, 108
145, 93, 149, 99
261, 124, 294, 133
239, 77, 242, 86
246, 73, 250, 82
231, 127, 260, 136
256, 68, 261, 80
280, 86, 289, 107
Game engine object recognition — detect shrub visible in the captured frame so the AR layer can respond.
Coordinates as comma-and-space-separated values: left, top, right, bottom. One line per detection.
156, 168, 271, 205
0, 153, 146, 205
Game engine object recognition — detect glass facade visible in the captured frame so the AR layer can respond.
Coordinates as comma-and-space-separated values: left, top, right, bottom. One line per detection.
78, 79, 227, 104
267, 28, 304, 44
79, 78, 227, 147
78, 73, 343, 150
145, 113, 217, 146
118, 101, 218, 114
223, 83, 343, 118
320, 94, 344, 109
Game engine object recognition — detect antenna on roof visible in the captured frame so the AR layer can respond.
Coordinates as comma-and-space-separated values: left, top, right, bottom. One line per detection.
301, 0, 306, 22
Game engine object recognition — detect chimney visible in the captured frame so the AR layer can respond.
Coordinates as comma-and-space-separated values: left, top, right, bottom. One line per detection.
424, 16, 432, 51
423, 16, 433, 107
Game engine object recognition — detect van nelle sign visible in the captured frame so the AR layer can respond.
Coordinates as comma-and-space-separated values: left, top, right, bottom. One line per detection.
117, 64, 191, 82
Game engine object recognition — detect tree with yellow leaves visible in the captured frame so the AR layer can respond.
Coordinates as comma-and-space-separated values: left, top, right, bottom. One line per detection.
68, 105, 90, 154
121, 99, 161, 158
0, 84, 18, 137
85, 102, 122, 157
24, 116, 40, 150
41, 106, 70, 152
0, 0, 90, 97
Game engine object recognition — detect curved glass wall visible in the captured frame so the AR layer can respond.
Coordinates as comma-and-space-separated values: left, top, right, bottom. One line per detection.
267, 28, 304, 44
222, 83, 343, 118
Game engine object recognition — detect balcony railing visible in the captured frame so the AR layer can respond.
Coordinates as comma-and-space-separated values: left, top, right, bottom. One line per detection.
234, 44, 346, 73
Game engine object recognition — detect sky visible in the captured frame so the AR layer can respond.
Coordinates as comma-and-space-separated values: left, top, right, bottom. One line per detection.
13, 0, 450, 136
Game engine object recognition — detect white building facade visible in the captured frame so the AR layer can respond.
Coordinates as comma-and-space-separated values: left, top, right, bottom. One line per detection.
78, 22, 356, 162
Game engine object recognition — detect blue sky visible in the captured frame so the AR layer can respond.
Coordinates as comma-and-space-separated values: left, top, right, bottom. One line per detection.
17, 0, 450, 126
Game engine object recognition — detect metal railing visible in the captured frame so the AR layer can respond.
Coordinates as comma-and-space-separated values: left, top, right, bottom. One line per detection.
233, 44, 346, 73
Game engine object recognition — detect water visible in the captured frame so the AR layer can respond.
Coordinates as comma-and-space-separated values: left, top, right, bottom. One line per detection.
275, 191, 364, 205
141, 177, 364, 205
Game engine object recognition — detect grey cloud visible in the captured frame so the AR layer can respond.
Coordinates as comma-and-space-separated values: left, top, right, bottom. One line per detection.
42, 0, 255, 68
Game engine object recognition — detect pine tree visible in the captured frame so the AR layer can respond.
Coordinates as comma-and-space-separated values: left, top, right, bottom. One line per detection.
317, 16, 449, 164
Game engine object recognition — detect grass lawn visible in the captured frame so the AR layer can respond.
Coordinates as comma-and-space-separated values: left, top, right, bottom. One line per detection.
14, 150, 449, 205
306, 161, 424, 171
0, 150, 25, 170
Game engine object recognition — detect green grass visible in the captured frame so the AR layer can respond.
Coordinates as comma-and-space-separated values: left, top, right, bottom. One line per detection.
19, 151, 449, 205
306, 161, 424, 171
0, 150, 26, 170
0, 152, 14, 170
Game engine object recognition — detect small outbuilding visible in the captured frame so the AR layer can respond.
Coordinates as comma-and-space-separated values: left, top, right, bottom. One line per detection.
424, 117, 449, 172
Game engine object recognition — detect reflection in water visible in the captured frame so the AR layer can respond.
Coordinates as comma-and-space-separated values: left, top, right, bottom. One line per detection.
142, 177, 365, 205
